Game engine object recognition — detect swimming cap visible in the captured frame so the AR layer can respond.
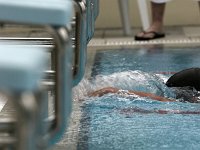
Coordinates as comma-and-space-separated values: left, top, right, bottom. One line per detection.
166, 68, 200, 91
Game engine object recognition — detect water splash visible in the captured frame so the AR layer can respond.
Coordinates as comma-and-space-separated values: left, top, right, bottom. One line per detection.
73, 70, 175, 101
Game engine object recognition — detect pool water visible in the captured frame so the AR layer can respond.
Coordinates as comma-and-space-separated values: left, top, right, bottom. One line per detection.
76, 46, 200, 150
78, 96, 200, 150
91, 47, 200, 76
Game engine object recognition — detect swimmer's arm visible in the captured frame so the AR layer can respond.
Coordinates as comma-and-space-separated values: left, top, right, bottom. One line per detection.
88, 87, 119, 97
128, 90, 175, 102
88, 87, 175, 102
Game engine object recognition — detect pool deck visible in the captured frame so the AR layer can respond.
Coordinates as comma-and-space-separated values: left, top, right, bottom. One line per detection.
89, 26, 200, 49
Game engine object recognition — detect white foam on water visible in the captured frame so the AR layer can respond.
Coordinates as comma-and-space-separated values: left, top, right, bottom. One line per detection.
72, 70, 175, 101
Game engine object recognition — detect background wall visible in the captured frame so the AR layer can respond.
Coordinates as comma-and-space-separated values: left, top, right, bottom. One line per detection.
95, 0, 200, 29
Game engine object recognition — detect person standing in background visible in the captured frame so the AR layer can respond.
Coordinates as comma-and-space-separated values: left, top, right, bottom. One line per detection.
135, 0, 200, 41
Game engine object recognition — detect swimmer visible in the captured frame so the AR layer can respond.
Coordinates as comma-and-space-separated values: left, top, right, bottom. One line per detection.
88, 68, 200, 103
166, 68, 200, 91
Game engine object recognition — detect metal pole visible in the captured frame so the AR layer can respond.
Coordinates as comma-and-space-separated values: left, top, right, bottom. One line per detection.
118, 0, 132, 36
137, 0, 150, 30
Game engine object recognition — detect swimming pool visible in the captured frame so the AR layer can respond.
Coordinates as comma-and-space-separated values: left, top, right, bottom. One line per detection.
91, 46, 200, 76
74, 46, 200, 150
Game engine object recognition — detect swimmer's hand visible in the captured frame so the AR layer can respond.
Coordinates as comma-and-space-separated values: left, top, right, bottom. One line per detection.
88, 87, 119, 97
130, 91, 175, 102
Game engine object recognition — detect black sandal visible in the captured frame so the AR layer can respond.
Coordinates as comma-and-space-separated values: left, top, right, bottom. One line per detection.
135, 31, 165, 41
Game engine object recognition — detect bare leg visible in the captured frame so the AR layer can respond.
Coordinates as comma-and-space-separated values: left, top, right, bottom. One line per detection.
135, 2, 166, 40
150, 2, 166, 32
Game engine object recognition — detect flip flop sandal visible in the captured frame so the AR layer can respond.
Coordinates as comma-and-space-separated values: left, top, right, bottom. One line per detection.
134, 31, 165, 41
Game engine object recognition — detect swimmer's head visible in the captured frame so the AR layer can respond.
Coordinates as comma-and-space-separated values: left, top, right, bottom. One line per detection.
166, 76, 200, 91
165, 77, 184, 87
165, 80, 173, 87
166, 68, 200, 91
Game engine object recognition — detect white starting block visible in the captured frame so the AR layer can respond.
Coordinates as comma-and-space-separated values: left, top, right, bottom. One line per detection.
0, 0, 73, 26
0, 45, 48, 91
0, 44, 48, 149
0, 0, 74, 149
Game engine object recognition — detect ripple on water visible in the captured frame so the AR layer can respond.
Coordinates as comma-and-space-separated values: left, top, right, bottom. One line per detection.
79, 95, 200, 150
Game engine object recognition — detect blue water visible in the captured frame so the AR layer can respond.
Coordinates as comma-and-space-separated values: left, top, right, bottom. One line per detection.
79, 96, 200, 150
77, 47, 200, 150
91, 47, 200, 76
